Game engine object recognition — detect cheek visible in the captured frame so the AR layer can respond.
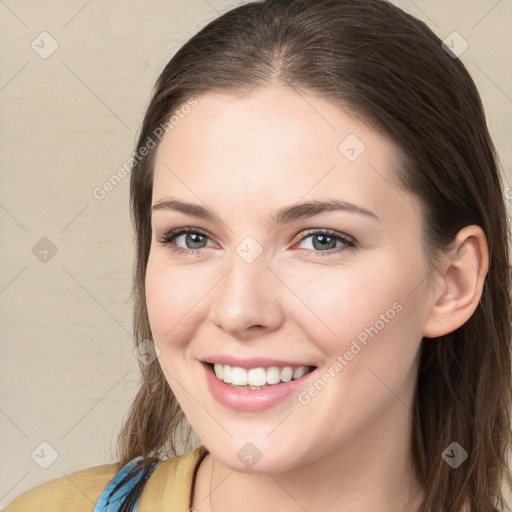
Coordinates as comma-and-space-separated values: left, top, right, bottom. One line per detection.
283, 256, 424, 375
144, 252, 215, 352
145, 262, 174, 340
144, 256, 202, 395
345, 291, 425, 405
278, 259, 404, 340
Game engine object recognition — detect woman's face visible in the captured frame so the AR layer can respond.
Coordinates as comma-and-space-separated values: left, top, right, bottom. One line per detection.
145, 85, 435, 473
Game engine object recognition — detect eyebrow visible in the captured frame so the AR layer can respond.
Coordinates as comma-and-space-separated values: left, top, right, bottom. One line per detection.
151, 198, 380, 224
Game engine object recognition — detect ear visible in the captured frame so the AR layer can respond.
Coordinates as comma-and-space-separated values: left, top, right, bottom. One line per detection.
422, 225, 489, 339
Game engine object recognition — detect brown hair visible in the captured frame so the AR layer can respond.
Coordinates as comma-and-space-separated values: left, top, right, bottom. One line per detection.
115, 0, 512, 510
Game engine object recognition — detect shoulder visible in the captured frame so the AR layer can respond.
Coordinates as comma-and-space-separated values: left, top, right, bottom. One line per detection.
4, 446, 210, 512
4, 462, 120, 512
151, 444, 208, 479
139, 445, 209, 510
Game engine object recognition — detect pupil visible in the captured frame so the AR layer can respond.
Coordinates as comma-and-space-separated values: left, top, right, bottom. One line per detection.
313, 234, 335, 250
188, 233, 205, 248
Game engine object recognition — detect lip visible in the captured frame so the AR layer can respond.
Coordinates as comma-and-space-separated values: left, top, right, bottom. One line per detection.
203, 355, 314, 369
201, 361, 317, 412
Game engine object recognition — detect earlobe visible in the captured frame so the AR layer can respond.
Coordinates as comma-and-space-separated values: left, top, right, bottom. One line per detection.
421, 225, 489, 339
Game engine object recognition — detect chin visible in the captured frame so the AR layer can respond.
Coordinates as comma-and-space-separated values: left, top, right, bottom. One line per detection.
206, 438, 306, 474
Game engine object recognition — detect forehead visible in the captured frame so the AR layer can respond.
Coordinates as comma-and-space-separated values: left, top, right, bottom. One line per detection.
152, 86, 419, 225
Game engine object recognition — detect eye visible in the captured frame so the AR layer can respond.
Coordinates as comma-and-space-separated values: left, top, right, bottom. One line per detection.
293, 229, 356, 257
156, 228, 214, 256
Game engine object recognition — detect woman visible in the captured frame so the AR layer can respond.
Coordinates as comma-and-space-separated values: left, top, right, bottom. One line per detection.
6, 0, 511, 510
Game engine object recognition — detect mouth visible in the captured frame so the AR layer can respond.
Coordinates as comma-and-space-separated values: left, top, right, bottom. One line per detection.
204, 361, 317, 390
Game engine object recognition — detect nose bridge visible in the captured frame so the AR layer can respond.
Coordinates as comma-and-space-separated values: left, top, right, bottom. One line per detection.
209, 240, 283, 335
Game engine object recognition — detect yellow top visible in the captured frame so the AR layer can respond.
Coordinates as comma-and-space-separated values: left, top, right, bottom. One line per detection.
4, 445, 209, 512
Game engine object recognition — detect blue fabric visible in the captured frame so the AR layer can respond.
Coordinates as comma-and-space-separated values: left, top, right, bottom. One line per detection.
93, 457, 160, 512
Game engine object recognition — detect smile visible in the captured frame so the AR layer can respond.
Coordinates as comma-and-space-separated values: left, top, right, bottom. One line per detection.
201, 361, 318, 412
211, 363, 315, 390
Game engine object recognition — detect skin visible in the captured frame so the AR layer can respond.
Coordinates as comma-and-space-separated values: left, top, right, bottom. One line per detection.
145, 84, 489, 512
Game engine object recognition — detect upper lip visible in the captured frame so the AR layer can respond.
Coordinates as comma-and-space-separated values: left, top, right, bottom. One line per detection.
202, 355, 316, 369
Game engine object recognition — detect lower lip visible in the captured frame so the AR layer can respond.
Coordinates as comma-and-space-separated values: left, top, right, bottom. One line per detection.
202, 362, 317, 412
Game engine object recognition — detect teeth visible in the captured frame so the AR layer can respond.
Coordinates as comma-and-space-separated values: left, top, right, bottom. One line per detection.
247, 367, 267, 386
223, 364, 232, 383
232, 366, 248, 386
293, 366, 307, 379
266, 367, 281, 385
280, 367, 293, 383
212, 363, 313, 387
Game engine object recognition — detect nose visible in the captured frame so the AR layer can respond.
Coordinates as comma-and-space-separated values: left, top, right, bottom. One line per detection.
208, 251, 285, 339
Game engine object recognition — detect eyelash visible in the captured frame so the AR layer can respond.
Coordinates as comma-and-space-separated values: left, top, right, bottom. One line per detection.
156, 227, 356, 258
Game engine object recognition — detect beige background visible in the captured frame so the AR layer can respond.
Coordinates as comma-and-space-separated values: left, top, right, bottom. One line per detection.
0, 0, 511, 507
